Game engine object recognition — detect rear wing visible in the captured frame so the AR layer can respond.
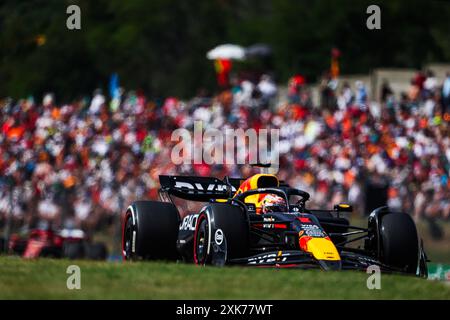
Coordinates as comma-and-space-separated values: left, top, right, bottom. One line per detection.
159, 175, 290, 202
159, 175, 241, 201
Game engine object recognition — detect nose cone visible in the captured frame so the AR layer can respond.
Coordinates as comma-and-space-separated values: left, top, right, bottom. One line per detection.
299, 237, 341, 261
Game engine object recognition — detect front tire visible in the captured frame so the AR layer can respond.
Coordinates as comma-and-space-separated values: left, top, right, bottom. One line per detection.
379, 213, 419, 274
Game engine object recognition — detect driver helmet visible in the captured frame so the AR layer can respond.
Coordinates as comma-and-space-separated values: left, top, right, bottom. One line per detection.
261, 194, 287, 214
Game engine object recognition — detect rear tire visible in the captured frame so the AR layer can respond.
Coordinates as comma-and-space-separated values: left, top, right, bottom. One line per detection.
63, 242, 85, 259
40, 246, 63, 258
122, 201, 180, 261
194, 203, 249, 265
85, 242, 108, 260
379, 213, 419, 273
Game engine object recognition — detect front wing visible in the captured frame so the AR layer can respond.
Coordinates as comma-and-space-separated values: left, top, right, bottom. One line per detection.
228, 250, 405, 273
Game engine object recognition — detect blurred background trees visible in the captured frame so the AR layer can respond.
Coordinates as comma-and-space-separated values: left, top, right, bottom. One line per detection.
1, 0, 449, 100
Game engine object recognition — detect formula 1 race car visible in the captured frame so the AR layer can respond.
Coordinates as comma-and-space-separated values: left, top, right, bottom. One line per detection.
122, 173, 428, 276
8, 227, 108, 260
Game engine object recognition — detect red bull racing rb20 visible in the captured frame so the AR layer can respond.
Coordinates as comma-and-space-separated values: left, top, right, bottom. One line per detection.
122, 173, 428, 276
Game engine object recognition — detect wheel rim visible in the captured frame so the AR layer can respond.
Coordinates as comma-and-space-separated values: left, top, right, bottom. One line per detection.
195, 218, 209, 264
123, 215, 133, 260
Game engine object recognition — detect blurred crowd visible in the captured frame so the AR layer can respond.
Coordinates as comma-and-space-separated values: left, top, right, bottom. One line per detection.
1, 71, 449, 234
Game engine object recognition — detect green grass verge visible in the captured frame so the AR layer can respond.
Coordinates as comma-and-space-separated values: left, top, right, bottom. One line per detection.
0, 256, 449, 299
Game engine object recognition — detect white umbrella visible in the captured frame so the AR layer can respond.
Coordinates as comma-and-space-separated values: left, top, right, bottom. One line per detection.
206, 44, 246, 60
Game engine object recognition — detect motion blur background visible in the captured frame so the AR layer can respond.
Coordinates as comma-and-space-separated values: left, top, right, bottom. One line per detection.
0, 0, 449, 263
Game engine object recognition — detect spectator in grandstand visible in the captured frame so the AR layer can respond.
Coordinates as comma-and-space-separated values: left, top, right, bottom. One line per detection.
0, 71, 448, 238
442, 72, 450, 113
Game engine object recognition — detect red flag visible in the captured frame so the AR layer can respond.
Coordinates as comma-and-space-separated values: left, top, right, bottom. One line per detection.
214, 59, 232, 87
